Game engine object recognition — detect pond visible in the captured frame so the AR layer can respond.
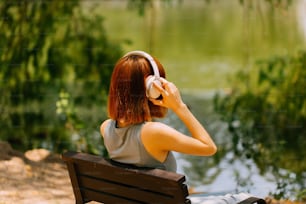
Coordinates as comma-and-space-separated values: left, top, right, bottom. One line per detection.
99, 0, 305, 90
95, 0, 306, 198
2, 0, 304, 200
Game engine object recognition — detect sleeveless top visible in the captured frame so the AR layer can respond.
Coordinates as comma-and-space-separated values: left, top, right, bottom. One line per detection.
102, 120, 177, 172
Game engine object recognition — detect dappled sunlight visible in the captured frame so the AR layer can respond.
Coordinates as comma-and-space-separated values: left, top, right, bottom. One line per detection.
0, 142, 74, 203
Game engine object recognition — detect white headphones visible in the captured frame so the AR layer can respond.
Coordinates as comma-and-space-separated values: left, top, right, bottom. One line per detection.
123, 50, 162, 99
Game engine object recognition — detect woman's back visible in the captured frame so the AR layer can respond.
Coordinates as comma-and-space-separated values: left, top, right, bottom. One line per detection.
102, 119, 177, 172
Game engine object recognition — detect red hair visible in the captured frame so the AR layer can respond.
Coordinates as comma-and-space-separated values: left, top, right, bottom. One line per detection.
107, 54, 167, 124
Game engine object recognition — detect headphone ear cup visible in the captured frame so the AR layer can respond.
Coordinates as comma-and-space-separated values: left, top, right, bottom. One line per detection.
145, 75, 161, 99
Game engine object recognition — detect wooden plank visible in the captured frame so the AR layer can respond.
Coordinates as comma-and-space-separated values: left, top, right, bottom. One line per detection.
81, 188, 143, 204
81, 188, 191, 204
65, 162, 84, 204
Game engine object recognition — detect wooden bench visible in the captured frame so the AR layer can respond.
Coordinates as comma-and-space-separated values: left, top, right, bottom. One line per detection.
62, 151, 266, 204
62, 151, 190, 204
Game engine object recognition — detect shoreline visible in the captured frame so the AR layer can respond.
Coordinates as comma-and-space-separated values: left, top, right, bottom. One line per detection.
0, 141, 303, 204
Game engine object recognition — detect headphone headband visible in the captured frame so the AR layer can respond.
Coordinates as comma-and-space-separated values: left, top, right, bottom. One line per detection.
123, 50, 160, 79
123, 50, 162, 99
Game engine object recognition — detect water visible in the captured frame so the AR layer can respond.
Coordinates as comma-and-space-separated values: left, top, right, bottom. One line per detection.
94, 0, 306, 198
99, 0, 305, 90
168, 93, 275, 197
1, 0, 302, 199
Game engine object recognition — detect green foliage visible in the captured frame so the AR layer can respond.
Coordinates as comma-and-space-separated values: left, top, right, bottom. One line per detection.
214, 50, 306, 199
127, 0, 151, 16
239, 0, 293, 8
127, 0, 176, 15
0, 0, 122, 155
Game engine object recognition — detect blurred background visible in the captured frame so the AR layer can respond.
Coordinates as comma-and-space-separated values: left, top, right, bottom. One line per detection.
0, 0, 305, 201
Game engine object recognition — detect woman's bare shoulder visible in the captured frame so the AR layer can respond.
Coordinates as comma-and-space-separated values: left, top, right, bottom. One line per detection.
143, 121, 169, 131
142, 121, 177, 138
100, 119, 112, 137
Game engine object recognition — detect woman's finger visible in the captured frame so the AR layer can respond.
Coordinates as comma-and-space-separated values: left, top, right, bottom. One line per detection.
159, 77, 169, 84
150, 98, 164, 106
152, 81, 166, 93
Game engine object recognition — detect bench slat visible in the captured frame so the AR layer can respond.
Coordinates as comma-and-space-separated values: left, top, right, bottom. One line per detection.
81, 188, 143, 204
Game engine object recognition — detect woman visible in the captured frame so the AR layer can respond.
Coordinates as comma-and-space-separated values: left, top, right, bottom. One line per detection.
100, 50, 217, 172
99, 51, 265, 203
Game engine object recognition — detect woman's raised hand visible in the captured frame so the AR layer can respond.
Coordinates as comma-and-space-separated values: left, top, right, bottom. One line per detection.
150, 78, 185, 112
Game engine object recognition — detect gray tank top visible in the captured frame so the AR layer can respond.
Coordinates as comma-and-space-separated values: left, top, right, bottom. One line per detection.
103, 120, 177, 172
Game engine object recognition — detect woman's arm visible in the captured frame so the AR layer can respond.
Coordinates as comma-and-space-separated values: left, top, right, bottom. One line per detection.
145, 79, 217, 156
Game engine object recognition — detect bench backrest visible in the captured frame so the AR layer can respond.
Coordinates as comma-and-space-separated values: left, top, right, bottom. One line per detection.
62, 151, 190, 204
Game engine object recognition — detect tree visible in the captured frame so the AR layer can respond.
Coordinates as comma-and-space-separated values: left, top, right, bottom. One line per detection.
0, 0, 122, 153
214, 50, 306, 199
